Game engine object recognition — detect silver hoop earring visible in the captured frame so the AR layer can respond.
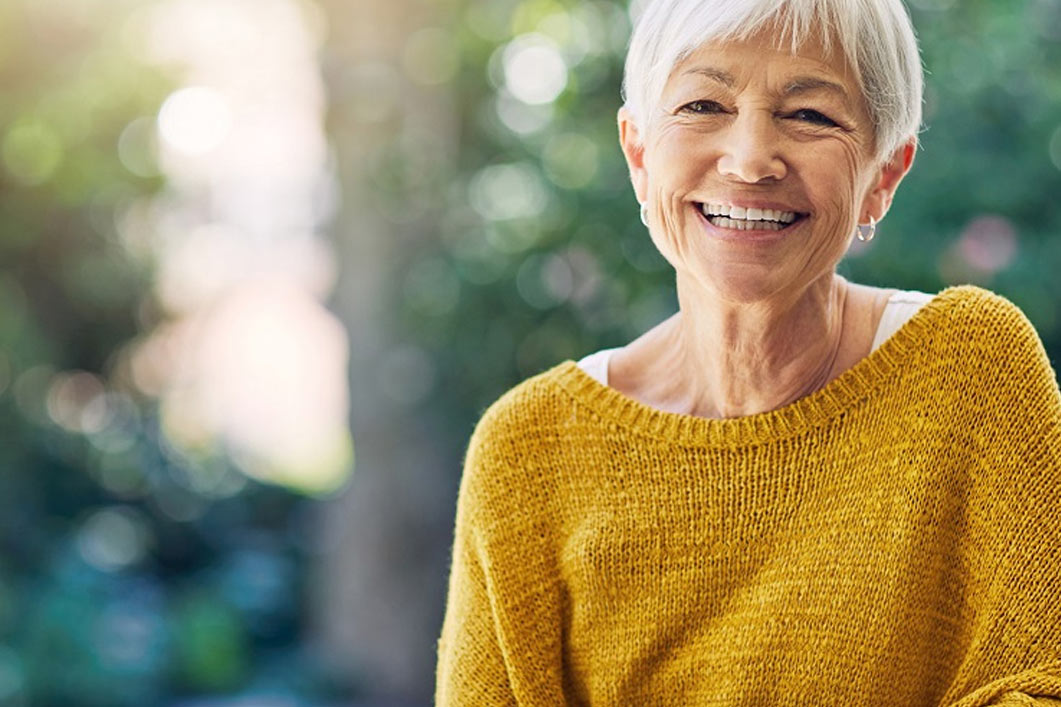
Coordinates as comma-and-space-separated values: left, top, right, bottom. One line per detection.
856, 215, 876, 242
639, 202, 649, 227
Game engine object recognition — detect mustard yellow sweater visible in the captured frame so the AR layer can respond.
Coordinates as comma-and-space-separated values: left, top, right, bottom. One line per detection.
436, 286, 1061, 706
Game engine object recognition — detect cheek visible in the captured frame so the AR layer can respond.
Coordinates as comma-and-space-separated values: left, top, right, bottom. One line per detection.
808, 147, 866, 230
646, 146, 701, 194
793, 147, 868, 275
644, 188, 689, 270
641, 139, 705, 263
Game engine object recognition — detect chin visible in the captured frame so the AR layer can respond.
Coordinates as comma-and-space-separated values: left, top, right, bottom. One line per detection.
677, 261, 795, 305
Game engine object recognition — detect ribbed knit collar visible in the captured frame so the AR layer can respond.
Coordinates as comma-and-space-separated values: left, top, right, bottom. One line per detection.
553, 285, 977, 448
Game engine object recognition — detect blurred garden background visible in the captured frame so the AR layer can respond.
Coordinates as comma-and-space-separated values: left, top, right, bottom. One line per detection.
0, 0, 1058, 704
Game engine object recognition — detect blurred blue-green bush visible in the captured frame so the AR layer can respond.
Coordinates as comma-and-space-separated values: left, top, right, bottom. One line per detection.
3, 0, 1061, 704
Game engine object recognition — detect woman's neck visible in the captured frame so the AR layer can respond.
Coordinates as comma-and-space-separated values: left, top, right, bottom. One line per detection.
611, 272, 857, 419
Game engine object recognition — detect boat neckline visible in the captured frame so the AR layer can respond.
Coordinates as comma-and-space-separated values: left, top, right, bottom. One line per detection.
550, 284, 976, 447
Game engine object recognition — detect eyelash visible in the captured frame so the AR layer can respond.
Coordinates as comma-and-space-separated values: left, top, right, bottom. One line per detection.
679, 101, 839, 128
789, 108, 838, 127
680, 100, 725, 114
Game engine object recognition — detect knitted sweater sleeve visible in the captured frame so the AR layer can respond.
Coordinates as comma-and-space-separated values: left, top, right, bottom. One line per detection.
435, 395, 568, 706
941, 295, 1061, 707
435, 488, 517, 706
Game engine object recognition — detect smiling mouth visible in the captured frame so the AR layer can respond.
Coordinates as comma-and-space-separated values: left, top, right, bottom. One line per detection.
697, 202, 809, 232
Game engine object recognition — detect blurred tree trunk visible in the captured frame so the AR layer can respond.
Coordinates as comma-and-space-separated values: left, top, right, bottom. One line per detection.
313, 0, 458, 701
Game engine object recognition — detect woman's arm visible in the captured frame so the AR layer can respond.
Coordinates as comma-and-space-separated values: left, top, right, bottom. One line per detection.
436, 504, 518, 706
435, 395, 569, 706
940, 295, 1061, 706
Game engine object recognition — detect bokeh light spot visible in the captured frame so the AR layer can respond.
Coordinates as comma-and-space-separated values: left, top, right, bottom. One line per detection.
957, 214, 1018, 274
46, 370, 108, 434
516, 254, 571, 309
470, 162, 549, 222
494, 91, 554, 135
541, 253, 574, 303
502, 33, 567, 105
118, 117, 160, 178
564, 246, 603, 305
95, 599, 166, 673
157, 86, 232, 156
158, 285, 353, 496
77, 506, 151, 571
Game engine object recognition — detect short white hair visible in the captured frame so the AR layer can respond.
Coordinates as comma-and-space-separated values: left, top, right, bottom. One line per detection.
622, 0, 923, 161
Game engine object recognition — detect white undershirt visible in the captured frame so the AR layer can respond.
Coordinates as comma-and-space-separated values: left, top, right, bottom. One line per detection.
577, 289, 934, 386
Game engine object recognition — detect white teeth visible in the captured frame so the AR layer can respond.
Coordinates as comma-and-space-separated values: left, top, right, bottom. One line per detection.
709, 217, 784, 231
701, 203, 799, 225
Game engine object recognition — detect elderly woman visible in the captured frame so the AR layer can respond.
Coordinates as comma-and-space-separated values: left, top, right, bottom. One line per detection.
436, 0, 1061, 704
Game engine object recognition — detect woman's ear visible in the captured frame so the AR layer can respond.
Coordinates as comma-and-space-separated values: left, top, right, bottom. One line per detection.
861, 138, 916, 222
617, 106, 648, 204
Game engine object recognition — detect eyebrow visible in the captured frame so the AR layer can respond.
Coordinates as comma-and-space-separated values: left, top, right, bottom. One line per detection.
680, 67, 853, 103
681, 67, 736, 87
782, 76, 851, 101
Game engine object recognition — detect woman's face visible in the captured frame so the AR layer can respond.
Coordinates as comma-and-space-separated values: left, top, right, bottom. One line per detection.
619, 30, 913, 303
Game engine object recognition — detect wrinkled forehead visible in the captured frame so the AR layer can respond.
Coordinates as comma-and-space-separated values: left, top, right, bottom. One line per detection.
670, 21, 861, 91
632, 4, 868, 116
664, 27, 862, 99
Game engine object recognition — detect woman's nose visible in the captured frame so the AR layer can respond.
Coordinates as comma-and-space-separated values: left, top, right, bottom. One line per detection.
716, 113, 787, 183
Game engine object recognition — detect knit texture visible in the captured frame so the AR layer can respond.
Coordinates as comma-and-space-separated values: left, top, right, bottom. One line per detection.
436, 285, 1061, 706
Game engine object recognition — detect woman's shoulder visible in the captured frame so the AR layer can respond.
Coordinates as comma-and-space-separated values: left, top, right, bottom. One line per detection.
458, 361, 603, 518
469, 363, 580, 444
921, 285, 1055, 391
462, 362, 598, 490
929, 284, 1038, 342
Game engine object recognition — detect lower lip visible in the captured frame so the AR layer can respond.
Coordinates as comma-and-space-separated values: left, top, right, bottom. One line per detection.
695, 209, 803, 243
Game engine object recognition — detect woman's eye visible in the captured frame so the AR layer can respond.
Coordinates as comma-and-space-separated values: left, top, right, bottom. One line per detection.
790, 109, 838, 127
680, 100, 724, 114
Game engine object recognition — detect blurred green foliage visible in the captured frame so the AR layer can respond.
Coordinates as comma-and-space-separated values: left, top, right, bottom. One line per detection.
3, 0, 1061, 703
0, 3, 342, 704
383, 0, 1061, 445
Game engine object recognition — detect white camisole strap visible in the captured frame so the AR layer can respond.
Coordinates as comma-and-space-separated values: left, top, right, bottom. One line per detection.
870, 289, 933, 352
576, 289, 934, 386
576, 347, 620, 387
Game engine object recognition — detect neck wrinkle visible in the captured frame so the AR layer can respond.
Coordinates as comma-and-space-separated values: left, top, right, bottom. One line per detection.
670, 272, 849, 419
